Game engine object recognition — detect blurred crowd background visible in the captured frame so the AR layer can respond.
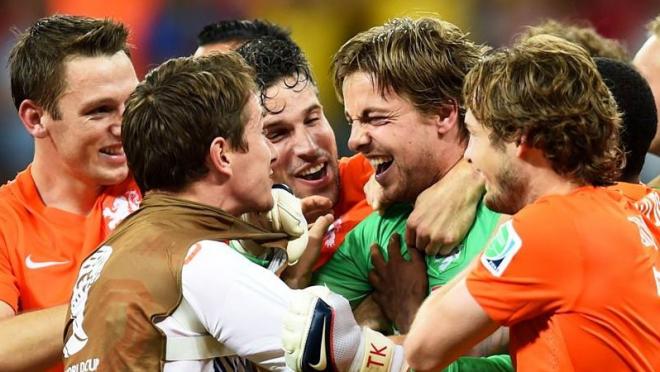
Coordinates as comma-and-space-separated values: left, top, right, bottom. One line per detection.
0, 0, 659, 183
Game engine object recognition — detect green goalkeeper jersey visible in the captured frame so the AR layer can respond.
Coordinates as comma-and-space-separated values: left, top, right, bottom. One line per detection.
312, 201, 500, 307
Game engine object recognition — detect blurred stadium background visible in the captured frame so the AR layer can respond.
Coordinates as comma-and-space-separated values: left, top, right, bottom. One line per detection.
0, 0, 658, 183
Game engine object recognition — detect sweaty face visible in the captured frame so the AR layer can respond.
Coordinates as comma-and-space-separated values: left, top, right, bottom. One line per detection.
342, 72, 444, 203
41, 52, 138, 187
262, 79, 339, 204
633, 35, 660, 155
228, 95, 277, 214
464, 110, 529, 215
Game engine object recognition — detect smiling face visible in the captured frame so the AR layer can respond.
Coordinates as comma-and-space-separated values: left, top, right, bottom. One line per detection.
464, 110, 529, 215
262, 79, 339, 204
342, 71, 448, 203
40, 51, 138, 187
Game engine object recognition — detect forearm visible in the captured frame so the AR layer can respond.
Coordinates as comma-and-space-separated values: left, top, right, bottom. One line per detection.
405, 279, 499, 371
0, 304, 67, 371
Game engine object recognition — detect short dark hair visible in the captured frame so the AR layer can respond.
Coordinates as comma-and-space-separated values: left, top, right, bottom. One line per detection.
520, 19, 629, 62
464, 35, 623, 186
122, 53, 256, 193
595, 57, 657, 182
9, 14, 130, 119
332, 17, 486, 140
237, 36, 315, 113
197, 19, 291, 47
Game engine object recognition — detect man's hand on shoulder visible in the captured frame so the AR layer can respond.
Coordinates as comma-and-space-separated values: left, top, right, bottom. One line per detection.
407, 159, 484, 256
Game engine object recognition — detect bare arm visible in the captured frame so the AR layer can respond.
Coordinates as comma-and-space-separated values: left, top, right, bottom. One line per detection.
407, 159, 485, 256
404, 278, 499, 372
0, 303, 67, 371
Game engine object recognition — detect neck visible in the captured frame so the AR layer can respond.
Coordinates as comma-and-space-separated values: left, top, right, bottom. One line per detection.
523, 163, 582, 205
31, 151, 102, 215
170, 177, 241, 217
431, 138, 467, 185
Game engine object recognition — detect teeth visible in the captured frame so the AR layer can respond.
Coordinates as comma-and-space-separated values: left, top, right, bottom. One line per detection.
368, 156, 393, 169
299, 163, 324, 176
101, 146, 124, 156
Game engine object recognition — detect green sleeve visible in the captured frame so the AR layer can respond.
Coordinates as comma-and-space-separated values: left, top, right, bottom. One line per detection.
426, 200, 500, 290
312, 204, 412, 308
442, 354, 513, 372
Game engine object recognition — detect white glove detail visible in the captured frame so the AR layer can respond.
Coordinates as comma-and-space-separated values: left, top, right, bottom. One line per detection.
282, 286, 403, 372
240, 185, 309, 264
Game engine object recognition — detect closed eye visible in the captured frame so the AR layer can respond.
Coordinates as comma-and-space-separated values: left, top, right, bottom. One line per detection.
265, 127, 290, 143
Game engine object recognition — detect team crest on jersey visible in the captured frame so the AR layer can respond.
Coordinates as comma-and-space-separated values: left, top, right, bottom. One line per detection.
102, 190, 140, 230
323, 218, 342, 249
481, 221, 522, 276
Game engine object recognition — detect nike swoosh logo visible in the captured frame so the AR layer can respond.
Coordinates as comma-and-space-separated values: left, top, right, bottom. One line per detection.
25, 255, 70, 269
308, 317, 327, 370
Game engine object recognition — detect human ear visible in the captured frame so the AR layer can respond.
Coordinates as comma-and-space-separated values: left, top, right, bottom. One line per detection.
18, 100, 48, 138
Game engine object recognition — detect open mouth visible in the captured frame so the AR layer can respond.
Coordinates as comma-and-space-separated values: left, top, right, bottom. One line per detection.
296, 162, 327, 181
369, 156, 393, 176
100, 145, 124, 157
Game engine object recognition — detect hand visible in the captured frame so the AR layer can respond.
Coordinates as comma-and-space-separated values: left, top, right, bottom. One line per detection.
364, 174, 390, 213
281, 214, 334, 289
406, 159, 484, 256
241, 186, 308, 263
283, 286, 361, 372
301, 195, 334, 223
283, 286, 402, 372
369, 233, 427, 334
353, 294, 391, 333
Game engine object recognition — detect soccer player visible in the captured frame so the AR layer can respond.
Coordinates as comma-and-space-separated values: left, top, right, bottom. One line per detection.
63, 52, 301, 371
405, 35, 660, 371
0, 15, 140, 370
313, 17, 500, 329
196, 19, 486, 262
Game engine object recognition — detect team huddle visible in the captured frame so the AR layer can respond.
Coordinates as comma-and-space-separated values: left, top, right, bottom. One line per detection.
0, 12, 659, 372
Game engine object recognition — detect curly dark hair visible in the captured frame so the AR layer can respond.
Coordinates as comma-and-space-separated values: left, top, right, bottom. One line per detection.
237, 36, 315, 114
595, 57, 657, 182
464, 35, 623, 186
197, 19, 291, 47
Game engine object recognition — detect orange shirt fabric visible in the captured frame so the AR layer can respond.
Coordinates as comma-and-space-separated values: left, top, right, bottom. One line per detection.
0, 166, 141, 313
316, 153, 373, 269
467, 186, 660, 371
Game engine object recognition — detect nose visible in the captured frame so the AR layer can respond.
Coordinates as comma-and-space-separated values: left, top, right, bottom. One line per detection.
293, 127, 318, 159
347, 122, 370, 152
267, 139, 278, 165
111, 104, 125, 137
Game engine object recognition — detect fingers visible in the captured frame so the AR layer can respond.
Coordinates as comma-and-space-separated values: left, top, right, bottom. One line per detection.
307, 213, 334, 241
405, 222, 417, 250
387, 233, 404, 262
301, 196, 334, 222
370, 243, 387, 274
408, 243, 427, 268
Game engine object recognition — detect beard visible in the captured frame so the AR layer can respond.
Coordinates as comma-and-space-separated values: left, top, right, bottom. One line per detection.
484, 162, 529, 215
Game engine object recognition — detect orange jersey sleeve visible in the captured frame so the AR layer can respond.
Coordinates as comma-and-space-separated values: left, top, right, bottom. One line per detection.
0, 167, 141, 312
315, 154, 374, 269
466, 187, 660, 371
